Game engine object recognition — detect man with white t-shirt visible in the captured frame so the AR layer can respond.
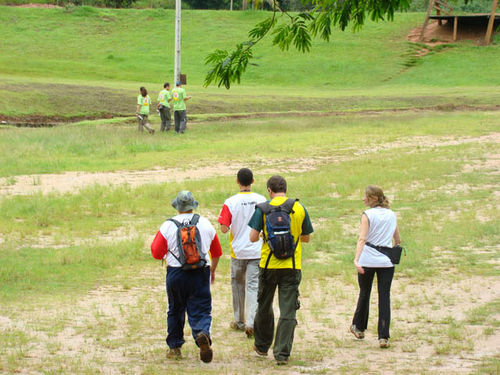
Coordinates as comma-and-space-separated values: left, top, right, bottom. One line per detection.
151, 190, 222, 363
218, 168, 266, 337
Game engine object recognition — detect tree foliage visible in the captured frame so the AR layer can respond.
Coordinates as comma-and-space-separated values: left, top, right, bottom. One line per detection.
205, 0, 412, 88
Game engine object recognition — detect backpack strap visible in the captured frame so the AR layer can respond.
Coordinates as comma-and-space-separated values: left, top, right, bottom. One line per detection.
166, 218, 184, 265
256, 201, 272, 215
167, 218, 181, 228
190, 214, 200, 226
284, 199, 299, 270
282, 198, 298, 214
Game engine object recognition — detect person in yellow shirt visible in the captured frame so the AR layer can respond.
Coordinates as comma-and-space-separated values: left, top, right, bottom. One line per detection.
157, 83, 172, 132
136, 86, 154, 134
248, 175, 313, 365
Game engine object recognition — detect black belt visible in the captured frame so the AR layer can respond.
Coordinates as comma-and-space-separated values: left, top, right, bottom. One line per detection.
365, 242, 391, 252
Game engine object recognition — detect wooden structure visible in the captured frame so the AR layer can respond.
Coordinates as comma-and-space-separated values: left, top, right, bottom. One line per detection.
419, 0, 499, 44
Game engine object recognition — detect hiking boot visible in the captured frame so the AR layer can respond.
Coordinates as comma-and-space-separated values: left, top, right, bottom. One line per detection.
350, 324, 365, 339
253, 345, 268, 357
245, 327, 254, 338
166, 347, 182, 359
276, 359, 288, 365
230, 321, 244, 331
195, 332, 213, 363
379, 338, 390, 348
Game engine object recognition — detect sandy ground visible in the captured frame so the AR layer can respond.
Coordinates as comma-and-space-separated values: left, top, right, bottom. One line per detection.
0, 268, 498, 374
1, 133, 498, 196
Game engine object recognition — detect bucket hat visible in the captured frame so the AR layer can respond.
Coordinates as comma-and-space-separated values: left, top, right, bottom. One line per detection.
171, 190, 198, 212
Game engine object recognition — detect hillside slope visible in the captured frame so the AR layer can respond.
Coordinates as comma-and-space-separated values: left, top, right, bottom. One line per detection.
0, 6, 498, 119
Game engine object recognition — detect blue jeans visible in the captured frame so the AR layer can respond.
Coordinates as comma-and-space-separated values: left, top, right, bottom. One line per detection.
166, 266, 212, 349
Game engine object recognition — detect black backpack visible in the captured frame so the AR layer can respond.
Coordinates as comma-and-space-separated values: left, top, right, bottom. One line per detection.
167, 214, 207, 271
257, 198, 300, 269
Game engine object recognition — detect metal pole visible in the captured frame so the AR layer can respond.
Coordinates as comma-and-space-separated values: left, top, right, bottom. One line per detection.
230, 0, 233, 11
174, 0, 181, 84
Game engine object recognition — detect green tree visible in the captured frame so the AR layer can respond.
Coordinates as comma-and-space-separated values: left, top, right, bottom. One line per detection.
204, 0, 412, 88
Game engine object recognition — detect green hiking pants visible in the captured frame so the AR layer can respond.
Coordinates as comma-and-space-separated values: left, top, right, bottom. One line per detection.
253, 268, 301, 361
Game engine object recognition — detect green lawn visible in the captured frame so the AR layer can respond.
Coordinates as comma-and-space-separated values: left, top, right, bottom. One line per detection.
0, 7, 499, 119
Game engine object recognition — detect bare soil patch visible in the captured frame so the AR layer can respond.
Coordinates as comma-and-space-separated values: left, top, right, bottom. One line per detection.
14, 3, 61, 8
407, 19, 498, 44
0, 113, 123, 127
1, 133, 497, 196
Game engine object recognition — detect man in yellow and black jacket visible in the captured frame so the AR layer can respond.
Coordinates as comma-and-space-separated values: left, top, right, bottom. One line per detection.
248, 175, 313, 366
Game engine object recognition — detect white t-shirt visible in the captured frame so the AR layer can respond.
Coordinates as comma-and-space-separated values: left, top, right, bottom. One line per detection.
358, 207, 397, 268
159, 213, 216, 267
218, 192, 266, 259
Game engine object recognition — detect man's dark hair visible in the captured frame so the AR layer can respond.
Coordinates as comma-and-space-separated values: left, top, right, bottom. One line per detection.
267, 175, 287, 193
237, 168, 253, 186
164, 82, 170, 88
140, 86, 148, 97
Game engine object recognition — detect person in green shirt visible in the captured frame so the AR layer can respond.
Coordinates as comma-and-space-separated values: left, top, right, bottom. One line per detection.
157, 82, 172, 132
136, 86, 155, 134
171, 81, 192, 134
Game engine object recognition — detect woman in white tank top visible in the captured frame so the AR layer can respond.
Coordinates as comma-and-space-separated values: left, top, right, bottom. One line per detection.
350, 185, 401, 348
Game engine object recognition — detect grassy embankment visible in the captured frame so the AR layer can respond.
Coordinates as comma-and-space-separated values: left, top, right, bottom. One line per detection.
0, 6, 499, 120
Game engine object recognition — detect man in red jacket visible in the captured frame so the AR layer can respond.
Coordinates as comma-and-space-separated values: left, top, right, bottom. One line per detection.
151, 190, 222, 363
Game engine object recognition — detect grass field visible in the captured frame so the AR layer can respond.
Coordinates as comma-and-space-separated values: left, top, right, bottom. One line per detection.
0, 5, 499, 375
0, 7, 499, 120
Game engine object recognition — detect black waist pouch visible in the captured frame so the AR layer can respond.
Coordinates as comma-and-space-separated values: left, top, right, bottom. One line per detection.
366, 242, 403, 265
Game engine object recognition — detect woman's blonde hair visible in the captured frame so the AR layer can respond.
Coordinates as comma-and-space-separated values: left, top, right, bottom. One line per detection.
365, 185, 390, 208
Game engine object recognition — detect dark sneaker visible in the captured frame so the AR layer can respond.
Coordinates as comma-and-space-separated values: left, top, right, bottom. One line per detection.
166, 347, 182, 359
379, 338, 389, 348
253, 345, 268, 357
350, 324, 365, 339
276, 359, 288, 365
245, 327, 254, 338
195, 332, 213, 363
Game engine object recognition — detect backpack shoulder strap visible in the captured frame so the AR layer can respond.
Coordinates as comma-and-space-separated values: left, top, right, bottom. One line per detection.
190, 214, 200, 226
282, 198, 299, 214
256, 202, 272, 215
166, 218, 184, 262
167, 218, 182, 228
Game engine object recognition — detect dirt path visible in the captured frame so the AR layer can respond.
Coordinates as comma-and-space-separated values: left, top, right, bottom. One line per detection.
1, 133, 498, 196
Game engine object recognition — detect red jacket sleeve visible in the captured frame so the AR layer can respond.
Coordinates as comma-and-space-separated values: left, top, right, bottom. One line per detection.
151, 231, 168, 260
209, 234, 222, 259
217, 204, 232, 227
